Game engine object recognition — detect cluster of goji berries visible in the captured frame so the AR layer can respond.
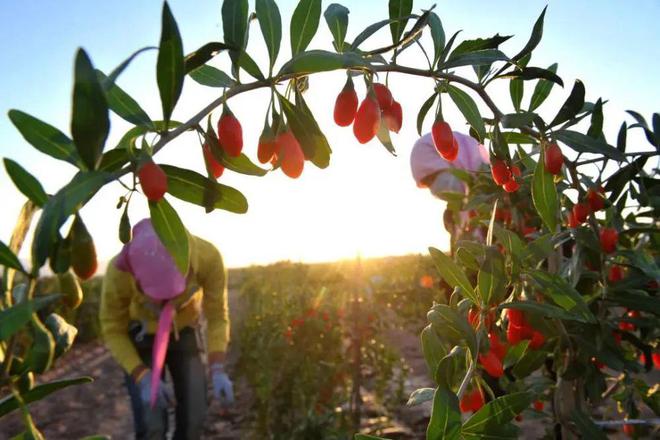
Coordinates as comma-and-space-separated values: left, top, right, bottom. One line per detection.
490, 159, 522, 193
567, 186, 606, 227
333, 78, 402, 143
283, 307, 336, 344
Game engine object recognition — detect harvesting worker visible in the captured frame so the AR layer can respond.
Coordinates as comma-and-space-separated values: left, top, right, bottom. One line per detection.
410, 127, 489, 245
100, 218, 234, 440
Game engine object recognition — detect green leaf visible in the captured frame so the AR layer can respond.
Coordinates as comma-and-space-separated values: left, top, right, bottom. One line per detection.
554, 130, 625, 161
528, 63, 558, 111
587, 99, 604, 139
446, 84, 486, 143
189, 65, 235, 88
161, 165, 248, 214
106, 47, 157, 85
478, 247, 506, 306
604, 155, 649, 201
99, 148, 131, 173
500, 67, 564, 87
449, 34, 512, 59
532, 149, 558, 232
354, 435, 390, 440
626, 110, 658, 146
549, 79, 585, 127
205, 120, 268, 176
462, 392, 534, 435
31, 172, 110, 270
350, 16, 414, 50
8, 110, 81, 168
417, 93, 437, 136
278, 93, 332, 169
237, 51, 265, 80
157, 2, 184, 125
71, 48, 110, 171
96, 70, 153, 129
438, 30, 461, 65
407, 387, 435, 406
503, 340, 529, 369
0, 376, 92, 417
290, 0, 322, 56
278, 50, 366, 75
421, 324, 446, 377
183, 42, 231, 74
439, 49, 508, 70
510, 79, 523, 112
511, 6, 547, 62
148, 198, 189, 274
606, 290, 660, 316
222, 0, 249, 77
527, 269, 597, 323
429, 247, 479, 304
512, 350, 547, 379
389, 0, 413, 45
44, 313, 77, 358
256, 0, 282, 70
502, 112, 537, 129
0, 240, 25, 274
376, 116, 396, 155
0, 295, 61, 342
502, 131, 535, 144
426, 385, 461, 440
324, 3, 349, 52
616, 121, 627, 153
3, 159, 48, 207
570, 411, 607, 440
427, 305, 477, 357
428, 12, 445, 67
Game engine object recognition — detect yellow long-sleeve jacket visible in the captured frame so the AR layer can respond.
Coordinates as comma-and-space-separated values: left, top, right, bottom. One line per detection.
100, 235, 229, 374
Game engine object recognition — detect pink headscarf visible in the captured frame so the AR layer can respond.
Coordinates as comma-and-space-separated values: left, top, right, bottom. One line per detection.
410, 131, 489, 189
114, 218, 187, 407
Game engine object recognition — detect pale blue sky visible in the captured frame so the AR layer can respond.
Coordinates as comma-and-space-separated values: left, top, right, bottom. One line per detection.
0, 1, 658, 268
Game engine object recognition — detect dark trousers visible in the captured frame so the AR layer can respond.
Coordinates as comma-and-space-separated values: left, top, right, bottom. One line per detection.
125, 325, 207, 440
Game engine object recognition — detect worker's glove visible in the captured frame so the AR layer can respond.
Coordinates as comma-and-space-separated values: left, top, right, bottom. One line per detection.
137, 369, 175, 409
211, 363, 234, 406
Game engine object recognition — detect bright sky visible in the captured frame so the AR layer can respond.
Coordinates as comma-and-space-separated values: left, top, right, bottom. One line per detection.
0, 0, 658, 269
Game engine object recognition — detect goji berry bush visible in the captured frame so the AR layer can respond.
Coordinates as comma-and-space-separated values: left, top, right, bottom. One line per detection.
0, 0, 658, 439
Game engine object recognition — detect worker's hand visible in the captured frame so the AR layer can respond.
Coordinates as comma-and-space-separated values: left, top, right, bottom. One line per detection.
137, 369, 175, 409
210, 363, 234, 406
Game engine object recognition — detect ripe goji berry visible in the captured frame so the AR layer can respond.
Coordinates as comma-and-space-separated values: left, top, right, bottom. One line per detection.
353, 96, 380, 144
510, 165, 522, 177
383, 100, 402, 133
203, 144, 224, 179
333, 79, 358, 127
653, 353, 660, 369
599, 227, 618, 253
544, 143, 564, 175
503, 178, 520, 193
432, 121, 455, 158
471, 388, 485, 411
623, 424, 634, 437
489, 332, 508, 360
372, 83, 393, 110
572, 203, 589, 223
507, 309, 525, 327
277, 130, 304, 178
217, 110, 243, 157
533, 400, 544, 411
138, 160, 167, 202
529, 330, 545, 349
587, 186, 605, 212
420, 275, 434, 289
608, 265, 624, 283
491, 159, 512, 186
478, 349, 504, 378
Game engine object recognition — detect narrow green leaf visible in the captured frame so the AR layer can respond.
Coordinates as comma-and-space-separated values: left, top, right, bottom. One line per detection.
376, 116, 397, 155
183, 42, 231, 74
237, 51, 265, 80
510, 79, 523, 112
571, 411, 607, 440
449, 34, 512, 59
3, 159, 48, 207
290, 0, 322, 56
256, 0, 282, 70
421, 325, 446, 378
189, 65, 235, 88
426, 385, 461, 440
278, 50, 366, 75
604, 155, 648, 201
503, 340, 529, 369
324, 3, 349, 52
478, 247, 506, 306
512, 350, 547, 379
549, 79, 585, 127
149, 198, 189, 274
616, 121, 627, 153
428, 12, 445, 67
439, 49, 508, 70
532, 149, 558, 232
528, 63, 558, 111
501, 66, 563, 87
97, 70, 153, 129
502, 131, 535, 144
554, 130, 625, 161
8, 111, 82, 168
71, 49, 110, 171
417, 93, 437, 136
388, 0, 413, 45
31, 172, 110, 270
222, 0, 249, 77
587, 98, 604, 139
438, 30, 461, 65
511, 6, 547, 62
350, 16, 414, 50
106, 47, 157, 85
161, 165, 248, 214
99, 148, 130, 173
0, 295, 60, 342
407, 387, 436, 406
157, 2, 184, 125
502, 112, 537, 129
0, 376, 93, 417
446, 85, 486, 143
429, 247, 479, 304
527, 269, 597, 323
462, 392, 534, 435
0, 240, 25, 274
